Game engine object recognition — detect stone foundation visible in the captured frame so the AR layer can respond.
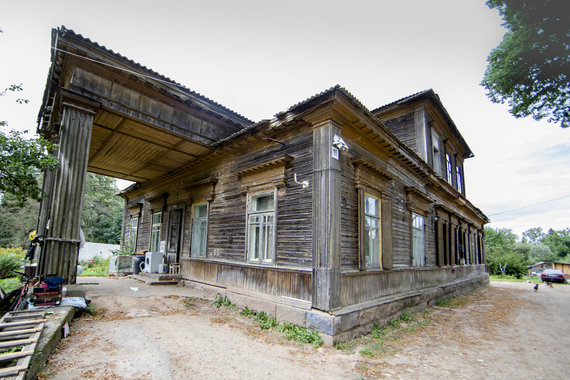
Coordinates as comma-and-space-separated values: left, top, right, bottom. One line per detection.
182, 272, 489, 345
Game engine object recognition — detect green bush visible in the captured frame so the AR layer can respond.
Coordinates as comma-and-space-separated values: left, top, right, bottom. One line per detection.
0, 248, 25, 279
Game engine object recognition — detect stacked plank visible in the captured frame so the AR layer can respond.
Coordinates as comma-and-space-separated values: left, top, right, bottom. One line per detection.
0, 311, 46, 379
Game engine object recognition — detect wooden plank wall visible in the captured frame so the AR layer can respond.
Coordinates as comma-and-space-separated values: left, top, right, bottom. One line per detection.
381, 112, 416, 152
340, 264, 486, 306
184, 260, 312, 301
124, 127, 314, 300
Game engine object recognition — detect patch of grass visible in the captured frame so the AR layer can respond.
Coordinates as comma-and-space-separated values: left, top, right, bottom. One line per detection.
212, 294, 235, 309
254, 311, 278, 330
239, 306, 255, 317
183, 297, 195, 308
359, 347, 375, 357
238, 306, 322, 347
276, 322, 323, 347
78, 256, 110, 277
0, 277, 22, 294
334, 339, 357, 352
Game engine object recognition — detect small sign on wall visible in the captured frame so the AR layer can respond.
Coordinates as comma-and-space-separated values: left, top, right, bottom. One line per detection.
160, 241, 166, 253
332, 146, 340, 160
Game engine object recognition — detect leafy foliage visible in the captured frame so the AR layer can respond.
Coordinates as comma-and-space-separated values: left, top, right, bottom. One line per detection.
0, 128, 59, 206
212, 294, 235, 309
78, 256, 109, 276
81, 173, 123, 244
485, 226, 570, 277
276, 322, 323, 347
1, 80, 59, 206
0, 248, 25, 279
484, 227, 528, 277
481, 0, 569, 127
0, 192, 39, 248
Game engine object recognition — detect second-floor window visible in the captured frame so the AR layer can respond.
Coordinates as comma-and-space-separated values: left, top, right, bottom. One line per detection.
456, 164, 464, 194
431, 130, 442, 176
446, 153, 453, 186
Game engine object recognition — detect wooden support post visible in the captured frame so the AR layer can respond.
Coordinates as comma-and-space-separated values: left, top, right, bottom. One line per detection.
450, 217, 457, 266
37, 91, 98, 284
436, 218, 444, 267
312, 121, 342, 312
381, 198, 393, 269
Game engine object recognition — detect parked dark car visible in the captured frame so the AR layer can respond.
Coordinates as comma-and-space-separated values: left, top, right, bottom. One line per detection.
540, 269, 567, 283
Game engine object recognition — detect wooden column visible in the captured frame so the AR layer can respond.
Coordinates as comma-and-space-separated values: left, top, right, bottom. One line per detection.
449, 217, 457, 266
38, 93, 97, 283
436, 217, 444, 266
381, 198, 393, 269
312, 121, 342, 312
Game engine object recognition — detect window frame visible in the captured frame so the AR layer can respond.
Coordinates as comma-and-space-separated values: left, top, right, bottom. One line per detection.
129, 216, 139, 250
246, 189, 277, 264
190, 202, 209, 258
445, 153, 453, 186
150, 211, 162, 252
412, 212, 426, 266
456, 162, 464, 194
431, 129, 442, 176
362, 192, 382, 269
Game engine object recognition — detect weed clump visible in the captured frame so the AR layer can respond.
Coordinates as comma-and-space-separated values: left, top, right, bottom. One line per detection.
212, 294, 234, 309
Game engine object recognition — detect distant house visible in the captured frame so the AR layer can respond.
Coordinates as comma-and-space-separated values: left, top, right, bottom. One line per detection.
36, 27, 489, 343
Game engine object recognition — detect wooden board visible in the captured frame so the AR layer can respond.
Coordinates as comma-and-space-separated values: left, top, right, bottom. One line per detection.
0, 311, 46, 380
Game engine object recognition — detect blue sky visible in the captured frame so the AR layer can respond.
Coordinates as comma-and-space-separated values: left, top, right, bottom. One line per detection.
1, 0, 569, 239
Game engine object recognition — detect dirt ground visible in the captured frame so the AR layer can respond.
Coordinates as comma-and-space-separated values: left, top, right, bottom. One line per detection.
39, 277, 570, 379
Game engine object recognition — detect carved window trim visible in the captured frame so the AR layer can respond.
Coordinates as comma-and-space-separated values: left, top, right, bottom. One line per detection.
238, 155, 293, 193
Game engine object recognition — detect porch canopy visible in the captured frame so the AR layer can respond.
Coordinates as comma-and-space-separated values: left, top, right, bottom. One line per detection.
36, 26, 252, 283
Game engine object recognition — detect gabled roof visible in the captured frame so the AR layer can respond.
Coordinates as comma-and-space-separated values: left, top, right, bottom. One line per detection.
38, 26, 253, 132
372, 89, 474, 159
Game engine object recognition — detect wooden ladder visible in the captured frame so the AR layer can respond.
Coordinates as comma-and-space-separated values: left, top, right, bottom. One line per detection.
0, 311, 46, 380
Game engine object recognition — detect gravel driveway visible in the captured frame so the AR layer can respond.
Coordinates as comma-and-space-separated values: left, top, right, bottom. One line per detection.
39, 277, 570, 379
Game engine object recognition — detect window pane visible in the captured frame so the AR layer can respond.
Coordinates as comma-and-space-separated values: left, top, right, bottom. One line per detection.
248, 215, 261, 260
251, 194, 274, 212
263, 215, 274, 262
150, 212, 162, 252
412, 213, 425, 266
365, 216, 380, 267
365, 195, 379, 217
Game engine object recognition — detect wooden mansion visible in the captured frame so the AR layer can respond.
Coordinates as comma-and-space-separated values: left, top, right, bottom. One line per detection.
36, 27, 489, 343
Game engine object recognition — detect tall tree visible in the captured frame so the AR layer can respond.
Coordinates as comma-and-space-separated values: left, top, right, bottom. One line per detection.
484, 227, 528, 277
81, 173, 123, 244
541, 228, 570, 259
1, 81, 59, 205
481, 0, 569, 128
0, 193, 39, 248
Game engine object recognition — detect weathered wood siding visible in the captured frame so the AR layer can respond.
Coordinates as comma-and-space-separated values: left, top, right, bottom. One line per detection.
183, 260, 312, 301
381, 112, 415, 152
123, 126, 314, 300
340, 265, 486, 306
340, 154, 359, 270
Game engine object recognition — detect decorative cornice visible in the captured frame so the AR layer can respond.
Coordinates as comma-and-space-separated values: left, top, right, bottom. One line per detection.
236, 155, 293, 177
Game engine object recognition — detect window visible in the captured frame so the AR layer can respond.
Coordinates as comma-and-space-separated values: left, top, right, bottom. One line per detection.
445, 153, 453, 186
191, 203, 208, 257
412, 212, 425, 266
364, 194, 382, 268
247, 191, 275, 263
456, 164, 463, 194
129, 216, 138, 249
431, 130, 442, 176
150, 211, 162, 252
